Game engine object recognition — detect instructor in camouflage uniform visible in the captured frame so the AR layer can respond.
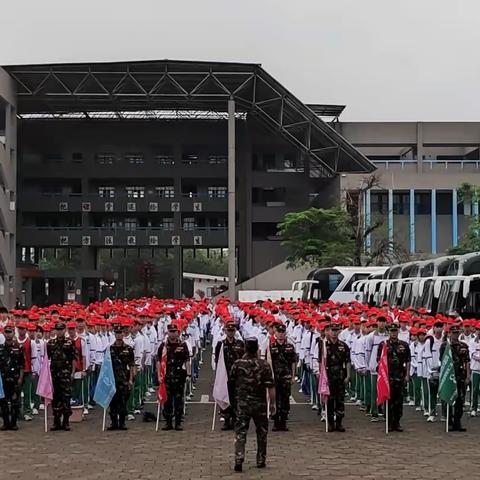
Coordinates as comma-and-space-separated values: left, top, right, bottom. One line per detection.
230, 338, 276, 473
0, 324, 24, 431
47, 322, 76, 431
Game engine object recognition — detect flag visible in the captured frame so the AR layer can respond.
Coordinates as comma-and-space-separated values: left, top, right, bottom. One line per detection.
212, 343, 230, 410
36, 353, 53, 404
157, 342, 168, 406
377, 342, 390, 405
0, 372, 4, 400
318, 340, 330, 402
93, 348, 116, 409
439, 343, 458, 405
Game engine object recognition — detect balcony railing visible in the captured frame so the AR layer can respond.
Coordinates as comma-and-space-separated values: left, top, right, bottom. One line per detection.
371, 159, 480, 170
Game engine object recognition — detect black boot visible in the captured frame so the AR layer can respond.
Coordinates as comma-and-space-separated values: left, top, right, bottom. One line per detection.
62, 415, 71, 431
1, 414, 10, 431
272, 418, 281, 432
107, 416, 119, 431
221, 418, 232, 431
118, 415, 128, 431
234, 461, 243, 472
162, 418, 173, 431
327, 418, 336, 432
10, 413, 18, 431
281, 418, 289, 432
175, 417, 184, 431
51, 415, 62, 431
335, 418, 345, 432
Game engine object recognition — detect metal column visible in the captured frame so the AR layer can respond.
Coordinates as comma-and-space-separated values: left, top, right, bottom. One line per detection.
228, 98, 236, 301
365, 190, 371, 253
431, 189, 437, 254
388, 189, 394, 245
409, 189, 415, 254
452, 189, 458, 247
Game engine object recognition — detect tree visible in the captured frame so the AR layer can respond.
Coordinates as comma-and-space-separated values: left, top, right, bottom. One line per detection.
277, 207, 355, 268
183, 249, 228, 276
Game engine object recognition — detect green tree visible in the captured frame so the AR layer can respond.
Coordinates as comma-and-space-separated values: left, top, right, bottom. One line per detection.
183, 249, 228, 276
277, 207, 355, 268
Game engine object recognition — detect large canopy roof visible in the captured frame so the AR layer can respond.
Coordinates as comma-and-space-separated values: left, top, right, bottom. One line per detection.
3, 59, 374, 177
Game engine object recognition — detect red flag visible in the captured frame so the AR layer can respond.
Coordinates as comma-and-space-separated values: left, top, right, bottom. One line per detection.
157, 342, 168, 406
376, 342, 390, 405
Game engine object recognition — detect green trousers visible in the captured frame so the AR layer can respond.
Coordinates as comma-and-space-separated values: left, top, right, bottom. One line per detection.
412, 375, 422, 407
421, 377, 429, 411
21, 372, 33, 416
32, 374, 41, 409
370, 373, 378, 416
365, 372, 372, 410
471, 371, 480, 412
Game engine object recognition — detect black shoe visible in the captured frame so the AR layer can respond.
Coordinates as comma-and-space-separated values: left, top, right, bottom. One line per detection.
234, 463, 242, 473
451, 424, 466, 432
162, 423, 173, 431
271, 422, 280, 432
106, 425, 118, 431
328, 422, 336, 432
50, 424, 63, 431
257, 462, 266, 469
336, 423, 345, 432
10, 424, 18, 431
393, 425, 403, 432
175, 424, 184, 431
118, 424, 128, 431
1, 425, 9, 431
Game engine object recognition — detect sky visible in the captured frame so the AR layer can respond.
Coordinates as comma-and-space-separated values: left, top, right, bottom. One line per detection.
2, 0, 479, 121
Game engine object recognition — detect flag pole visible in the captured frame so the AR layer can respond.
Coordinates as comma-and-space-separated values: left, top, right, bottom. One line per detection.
44, 401, 48, 433
102, 408, 106, 432
211, 402, 217, 431
385, 401, 389, 435
325, 400, 328, 433
446, 404, 449, 433
155, 402, 161, 432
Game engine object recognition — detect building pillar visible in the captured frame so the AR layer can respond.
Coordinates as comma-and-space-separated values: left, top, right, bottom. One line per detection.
228, 98, 236, 300
416, 122, 424, 173
473, 200, 479, 218
388, 189, 394, 246
431, 189, 437, 254
452, 188, 458, 247
409, 189, 415, 254
173, 245, 182, 298
364, 189, 371, 253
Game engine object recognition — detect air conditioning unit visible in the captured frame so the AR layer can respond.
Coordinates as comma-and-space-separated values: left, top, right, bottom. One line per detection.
127, 202, 136, 212
82, 236, 91, 246
59, 202, 68, 212
127, 236, 136, 246
149, 202, 158, 212
82, 202, 91, 212
149, 235, 159, 246
171, 202, 180, 212
105, 202, 114, 212
193, 202, 202, 212
59, 236, 69, 246
194, 235, 203, 246
171, 235, 180, 246
104, 236, 114, 246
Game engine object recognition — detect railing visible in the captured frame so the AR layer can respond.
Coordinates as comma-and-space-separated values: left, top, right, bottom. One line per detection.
371, 159, 480, 170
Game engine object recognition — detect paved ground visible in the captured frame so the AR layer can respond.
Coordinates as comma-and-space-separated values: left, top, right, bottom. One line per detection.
2, 354, 480, 480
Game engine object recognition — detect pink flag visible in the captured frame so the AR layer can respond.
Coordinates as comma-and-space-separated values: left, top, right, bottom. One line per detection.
318, 340, 330, 402
377, 343, 390, 406
36, 352, 53, 404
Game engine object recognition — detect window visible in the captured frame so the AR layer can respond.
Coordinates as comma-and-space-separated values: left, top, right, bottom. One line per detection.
125, 153, 144, 165
183, 217, 196, 231
371, 192, 388, 214
72, 152, 83, 163
162, 218, 174, 231
126, 186, 145, 199
96, 153, 117, 165
21, 247, 36, 264
208, 186, 227, 199
415, 192, 431, 215
124, 218, 137, 231
155, 186, 175, 198
208, 155, 227, 165
98, 186, 115, 198
102, 217, 118, 228
263, 154, 276, 170
437, 192, 452, 215
45, 153, 63, 163
393, 192, 410, 215
210, 218, 227, 229
154, 153, 175, 166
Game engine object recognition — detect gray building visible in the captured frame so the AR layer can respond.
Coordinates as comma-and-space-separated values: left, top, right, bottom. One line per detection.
1, 60, 371, 307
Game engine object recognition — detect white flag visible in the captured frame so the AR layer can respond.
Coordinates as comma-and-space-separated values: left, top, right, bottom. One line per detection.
213, 343, 230, 410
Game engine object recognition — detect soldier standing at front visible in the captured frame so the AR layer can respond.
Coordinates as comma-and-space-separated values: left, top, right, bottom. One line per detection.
157, 322, 191, 431
377, 323, 411, 432
440, 324, 470, 431
230, 338, 276, 472
319, 323, 351, 432
269, 323, 296, 431
0, 324, 24, 430
47, 322, 76, 431
214, 321, 244, 431
108, 325, 135, 431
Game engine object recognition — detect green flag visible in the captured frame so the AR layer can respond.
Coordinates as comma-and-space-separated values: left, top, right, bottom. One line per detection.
438, 343, 458, 405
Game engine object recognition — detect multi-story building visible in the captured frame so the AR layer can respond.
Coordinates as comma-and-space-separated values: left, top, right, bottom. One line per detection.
1, 60, 371, 307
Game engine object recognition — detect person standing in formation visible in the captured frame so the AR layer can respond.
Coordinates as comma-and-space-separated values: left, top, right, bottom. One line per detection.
157, 322, 191, 431
269, 322, 296, 432
47, 322, 76, 431
214, 321, 244, 431
230, 338, 275, 473
0, 324, 24, 430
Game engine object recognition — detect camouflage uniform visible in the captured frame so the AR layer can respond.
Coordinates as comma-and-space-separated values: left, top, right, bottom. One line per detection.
377, 339, 411, 429
110, 343, 135, 429
230, 356, 274, 466
319, 338, 350, 430
269, 340, 296, 430
157, 340, 190, 428
214, 337, 244, 429
440, 340, 469, 429
0, 340, 24, 430
47, 336, 76, 427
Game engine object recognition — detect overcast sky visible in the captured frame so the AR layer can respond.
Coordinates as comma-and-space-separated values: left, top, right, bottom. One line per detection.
2, 0, 479, 121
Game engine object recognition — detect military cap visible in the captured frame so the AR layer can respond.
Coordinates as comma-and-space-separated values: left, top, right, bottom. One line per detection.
275, 323, 286, 333
113, 325, 123, 334
167, 322, 179, 332
225, 322, 236, 331
54, 322, 66, 330
449, 323, 461, 333
388, 322, 399, 331
433, 320, 444, 328
3, 325, 14, 333
330, 323, 342, 331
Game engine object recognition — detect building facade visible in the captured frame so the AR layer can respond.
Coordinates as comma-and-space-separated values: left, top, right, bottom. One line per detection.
339, 122, 480, 256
